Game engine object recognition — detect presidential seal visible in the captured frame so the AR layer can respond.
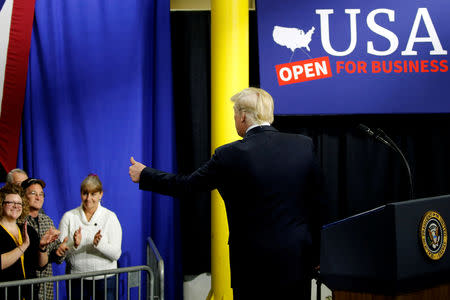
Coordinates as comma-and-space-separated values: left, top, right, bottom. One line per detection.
419, 210, 447, 260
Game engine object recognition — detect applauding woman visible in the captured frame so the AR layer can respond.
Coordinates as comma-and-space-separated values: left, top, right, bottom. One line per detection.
59, 174, 122, 300
0, 184, 60, 300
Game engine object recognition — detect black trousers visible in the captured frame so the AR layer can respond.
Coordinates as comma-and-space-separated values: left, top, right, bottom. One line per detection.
66, 277, 116, 300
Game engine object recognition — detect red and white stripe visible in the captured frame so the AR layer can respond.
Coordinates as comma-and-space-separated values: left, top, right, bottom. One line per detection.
0, 0, 35, 172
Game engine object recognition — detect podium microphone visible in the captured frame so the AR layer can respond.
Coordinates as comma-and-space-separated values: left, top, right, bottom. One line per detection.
357, 124, 393, 149
374, 128, 414, 200
357, 124, 414, 200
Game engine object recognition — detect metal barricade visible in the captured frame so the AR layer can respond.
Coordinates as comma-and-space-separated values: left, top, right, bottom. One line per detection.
0, 265, 153, 300
146, 237, 164, 300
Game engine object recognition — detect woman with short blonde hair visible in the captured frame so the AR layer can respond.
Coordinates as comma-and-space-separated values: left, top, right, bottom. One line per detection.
59, 174, 122, 300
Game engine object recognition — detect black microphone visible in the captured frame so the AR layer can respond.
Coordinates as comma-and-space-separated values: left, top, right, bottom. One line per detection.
358, 124, 414, 200
357, 124, 393, 149
373, 128, 414, 200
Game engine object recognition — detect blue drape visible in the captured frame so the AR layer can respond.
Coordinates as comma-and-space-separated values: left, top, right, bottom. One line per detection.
19, 1, 181, 299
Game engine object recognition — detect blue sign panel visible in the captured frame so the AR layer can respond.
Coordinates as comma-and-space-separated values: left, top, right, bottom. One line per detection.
256, 0, 450, 115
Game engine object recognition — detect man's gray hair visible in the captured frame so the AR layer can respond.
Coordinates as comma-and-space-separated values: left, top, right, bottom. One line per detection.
6, 168, 28, 184
231, 87, 274, 125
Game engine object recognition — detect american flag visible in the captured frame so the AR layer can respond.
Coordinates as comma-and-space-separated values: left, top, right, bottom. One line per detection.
0, 0, 35, 172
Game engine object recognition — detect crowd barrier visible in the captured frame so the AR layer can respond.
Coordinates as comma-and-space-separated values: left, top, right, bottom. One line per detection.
0, 266, 153, 300
0, 237, 164, 300
146, 237, 164, 300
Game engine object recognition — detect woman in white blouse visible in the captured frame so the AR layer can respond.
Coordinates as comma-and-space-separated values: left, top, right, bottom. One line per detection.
59, 174, 122, 300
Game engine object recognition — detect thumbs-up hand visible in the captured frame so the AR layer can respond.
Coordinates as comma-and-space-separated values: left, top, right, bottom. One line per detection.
129, 156, 147, 183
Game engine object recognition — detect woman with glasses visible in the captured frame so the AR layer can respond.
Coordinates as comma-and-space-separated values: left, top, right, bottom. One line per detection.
0, 183, 60, 300
59, 174, 122, 300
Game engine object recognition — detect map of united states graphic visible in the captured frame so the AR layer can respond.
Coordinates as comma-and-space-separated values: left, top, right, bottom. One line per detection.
273, 26, 315, 52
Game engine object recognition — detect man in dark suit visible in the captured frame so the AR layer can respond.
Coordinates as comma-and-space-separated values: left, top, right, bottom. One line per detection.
129, 87, 323, 299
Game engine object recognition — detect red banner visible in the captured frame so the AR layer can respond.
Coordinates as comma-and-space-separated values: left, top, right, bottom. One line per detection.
275, 56, 333, 86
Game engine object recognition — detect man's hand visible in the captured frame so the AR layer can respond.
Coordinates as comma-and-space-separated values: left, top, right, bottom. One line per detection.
56, 237, 69, 256
129, 156, 146, 183
40, 227, 60, 250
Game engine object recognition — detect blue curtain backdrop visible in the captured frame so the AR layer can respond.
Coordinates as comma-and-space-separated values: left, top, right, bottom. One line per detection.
18, 1, 181, 299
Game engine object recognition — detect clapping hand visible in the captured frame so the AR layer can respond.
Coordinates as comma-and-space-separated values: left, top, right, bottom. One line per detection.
73, 227, 82, 248
93, 229, 102, 246
40, 227, 61, 250
56, 237, 69, 257
21, 220, 30, 251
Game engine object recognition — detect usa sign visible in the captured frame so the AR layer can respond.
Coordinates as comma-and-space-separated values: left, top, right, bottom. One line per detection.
256, 0, 450, 115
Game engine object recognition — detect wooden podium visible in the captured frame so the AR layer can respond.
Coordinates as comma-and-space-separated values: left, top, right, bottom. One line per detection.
320, 195, 450, 300
333, 283, 450, 300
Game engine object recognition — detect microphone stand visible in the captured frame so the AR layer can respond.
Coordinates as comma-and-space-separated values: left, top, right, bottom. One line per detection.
374, 128, 414, 200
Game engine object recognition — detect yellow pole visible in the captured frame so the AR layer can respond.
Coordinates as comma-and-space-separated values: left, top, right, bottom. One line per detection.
208, 1, 249, 299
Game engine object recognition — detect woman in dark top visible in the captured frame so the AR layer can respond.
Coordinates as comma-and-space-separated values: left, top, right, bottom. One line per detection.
0, 183, 60, 300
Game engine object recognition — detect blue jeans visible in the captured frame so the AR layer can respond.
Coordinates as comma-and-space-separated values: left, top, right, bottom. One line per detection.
67, 276, 116, 300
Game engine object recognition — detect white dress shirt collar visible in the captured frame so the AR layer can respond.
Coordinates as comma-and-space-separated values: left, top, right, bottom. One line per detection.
246, 122, 271, 134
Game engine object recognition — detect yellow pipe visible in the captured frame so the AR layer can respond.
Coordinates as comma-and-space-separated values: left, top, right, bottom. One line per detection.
209, 1, 249, 299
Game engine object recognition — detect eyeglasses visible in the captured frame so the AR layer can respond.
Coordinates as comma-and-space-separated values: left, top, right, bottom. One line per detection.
28, 191, 45, 198
3, 201, 23, 207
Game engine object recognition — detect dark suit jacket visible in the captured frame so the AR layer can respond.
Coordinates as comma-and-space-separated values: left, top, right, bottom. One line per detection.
139, 126, 323, 289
